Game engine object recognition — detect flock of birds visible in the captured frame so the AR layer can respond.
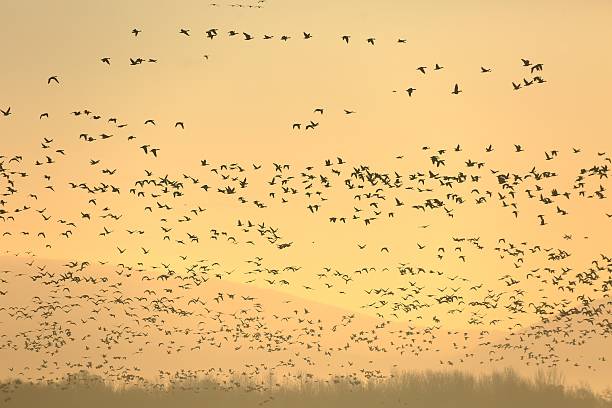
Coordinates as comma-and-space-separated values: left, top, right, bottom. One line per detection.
0, 17, 610, 405
210, 0, 267, 9
99, 26, 544, 95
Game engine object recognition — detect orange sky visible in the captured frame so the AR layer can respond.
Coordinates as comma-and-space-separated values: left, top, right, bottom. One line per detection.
0, 0, 611, 393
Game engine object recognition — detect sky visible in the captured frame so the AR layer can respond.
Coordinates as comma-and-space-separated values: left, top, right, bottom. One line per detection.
0, 0, 611, 393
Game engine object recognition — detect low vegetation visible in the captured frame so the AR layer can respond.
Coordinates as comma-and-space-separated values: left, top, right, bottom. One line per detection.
1, 368, 610, 408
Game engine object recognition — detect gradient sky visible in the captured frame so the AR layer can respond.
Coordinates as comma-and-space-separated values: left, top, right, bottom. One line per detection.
0, 0, 611, 392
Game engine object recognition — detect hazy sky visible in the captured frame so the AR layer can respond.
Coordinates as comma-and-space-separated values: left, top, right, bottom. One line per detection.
0, 0, 611, 392
1, 0, 610, 286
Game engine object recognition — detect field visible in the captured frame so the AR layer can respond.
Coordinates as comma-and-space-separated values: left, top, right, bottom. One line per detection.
2, 369, 610, 408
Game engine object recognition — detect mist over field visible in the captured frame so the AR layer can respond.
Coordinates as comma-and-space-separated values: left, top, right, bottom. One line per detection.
1, 0, 612, 406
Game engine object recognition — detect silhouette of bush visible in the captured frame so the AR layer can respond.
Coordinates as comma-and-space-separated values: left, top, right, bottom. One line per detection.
1, 368, 610, 408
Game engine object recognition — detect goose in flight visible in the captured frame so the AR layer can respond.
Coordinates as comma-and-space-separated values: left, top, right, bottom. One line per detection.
451, 84, 462, 94
101, 57, 111, 65
480, 66, 492, 73
47, 76, 59, 84
406, 87, 416, 96
180, 28, 190, 36
0, 107, 10, 116
537, 214, 546, 226
366, 37, 375, 45
341, 35, 350, 43
303, 32, 312, 39
417, 66, 427, 74
132, 28, 142, 37
175, 122, 185, 129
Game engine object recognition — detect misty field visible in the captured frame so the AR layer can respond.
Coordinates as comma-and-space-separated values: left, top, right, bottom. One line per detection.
1, 369, 610, 408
